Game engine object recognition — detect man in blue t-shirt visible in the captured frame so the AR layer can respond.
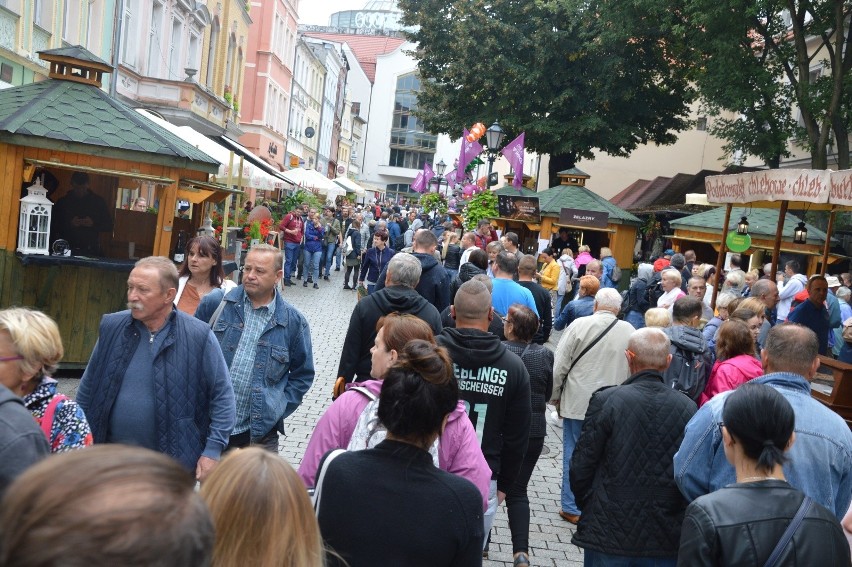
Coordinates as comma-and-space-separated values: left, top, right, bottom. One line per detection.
490, 252, 538, 317
788, 275, 830, 355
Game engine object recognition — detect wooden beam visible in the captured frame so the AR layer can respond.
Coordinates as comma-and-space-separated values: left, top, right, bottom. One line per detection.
711, 204, 732, 310
770, 201, 789, 278
821, 207, 836, 275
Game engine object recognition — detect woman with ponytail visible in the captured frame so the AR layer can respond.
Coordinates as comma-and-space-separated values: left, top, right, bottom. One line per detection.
315, 340, 484, 566
678, 383, 849, 565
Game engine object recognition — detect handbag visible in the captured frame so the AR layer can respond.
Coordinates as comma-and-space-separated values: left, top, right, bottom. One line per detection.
556, 318, 618, 400
342, 231, 354, 257
842, 317, 852, 343
312, 449, 346, 513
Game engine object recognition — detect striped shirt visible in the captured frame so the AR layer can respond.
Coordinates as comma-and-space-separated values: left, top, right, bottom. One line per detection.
231, 292, 275, 434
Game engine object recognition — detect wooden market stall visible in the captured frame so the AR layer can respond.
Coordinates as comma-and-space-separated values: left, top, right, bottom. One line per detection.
489, 169, 640, 286
0, 47, 233, 367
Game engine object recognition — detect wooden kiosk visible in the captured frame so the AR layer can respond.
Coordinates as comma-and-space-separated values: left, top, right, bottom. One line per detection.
0, 47, 233, 366
489, 169, 640, 286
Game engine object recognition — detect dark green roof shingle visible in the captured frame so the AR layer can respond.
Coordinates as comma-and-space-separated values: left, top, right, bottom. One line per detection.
38, 45, 112, 68
536, 184, 641, 224
669, 207, 835, 245
0, 80, 219, 171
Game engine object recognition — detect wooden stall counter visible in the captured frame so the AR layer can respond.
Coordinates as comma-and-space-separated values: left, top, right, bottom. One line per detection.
810, 356, 852, 429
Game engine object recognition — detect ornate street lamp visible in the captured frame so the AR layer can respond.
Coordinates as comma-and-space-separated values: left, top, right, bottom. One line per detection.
485, 121, 505, 187
736, 216, 749, 235
793, 221, 808, 244
432, 159, 447, 196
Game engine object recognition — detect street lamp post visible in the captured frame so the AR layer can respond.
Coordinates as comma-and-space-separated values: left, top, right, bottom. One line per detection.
485, 121, 505, 188
433, 159, 447, 197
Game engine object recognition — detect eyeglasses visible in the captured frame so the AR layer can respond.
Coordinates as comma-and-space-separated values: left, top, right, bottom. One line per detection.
717, 421, 725, 434
0, 355, 24, 363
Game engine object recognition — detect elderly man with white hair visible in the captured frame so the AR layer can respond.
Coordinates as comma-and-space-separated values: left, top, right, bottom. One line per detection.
550, 288, 635, 525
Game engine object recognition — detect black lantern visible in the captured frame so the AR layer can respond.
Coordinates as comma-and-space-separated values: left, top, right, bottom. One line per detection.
435, 159, 446, 176
485, 121, 505, 150
736, 216, 749, 235
793, 221, 807, 244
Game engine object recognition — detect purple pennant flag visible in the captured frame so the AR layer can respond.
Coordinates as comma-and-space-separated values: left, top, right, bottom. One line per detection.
444, 169, 458, 190
423, 162, 435, 190
458, 129, 483, 178
410, 171, 425, 193
501, 133, 525, 189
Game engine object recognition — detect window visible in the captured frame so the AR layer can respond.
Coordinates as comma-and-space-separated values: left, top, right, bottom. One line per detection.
147, 2, 164, 77
168, 17, 184, 79
188, 33, 199, 71
63, 0, 80, 43
120, 2, 135, 66
389, 72, 437, 169
386, 183, 412, 194
33, 0, 51, 27
86, 0, 100, 52
205, 17, 219, 87
225, 33, 236, 92
797, 68, 822, 128
0, 0, 22, 15
696, 117, 707, 131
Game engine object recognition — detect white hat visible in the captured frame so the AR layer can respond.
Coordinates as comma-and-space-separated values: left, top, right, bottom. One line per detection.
826, 275, 841, 288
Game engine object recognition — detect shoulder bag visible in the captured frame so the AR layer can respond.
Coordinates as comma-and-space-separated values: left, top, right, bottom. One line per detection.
763, 496, 812, 567
556, 318, 618, 400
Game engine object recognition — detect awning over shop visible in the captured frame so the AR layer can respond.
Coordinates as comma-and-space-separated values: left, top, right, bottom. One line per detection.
215, 135, 290, 190
333, 176, 366, 197
282, 168, 346, 199
136, 109, 283, 192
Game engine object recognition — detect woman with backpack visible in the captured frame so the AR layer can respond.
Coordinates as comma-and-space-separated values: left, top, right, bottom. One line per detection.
555, 248, 576, 315
678, 383, 849, 565
1, 307, 93, 453
600, 247, 619, 289
314, 339, 485, 567
298, 314, 490, 510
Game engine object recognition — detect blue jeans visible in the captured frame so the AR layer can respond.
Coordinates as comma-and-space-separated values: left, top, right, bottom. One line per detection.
367, 284, 376, 295
322, 242, 336, 275
562, 418, 584, 515
625, 310, 645, 329
283, 242, 300, 279
584, 549, 676, 567
303, 249, 322, 282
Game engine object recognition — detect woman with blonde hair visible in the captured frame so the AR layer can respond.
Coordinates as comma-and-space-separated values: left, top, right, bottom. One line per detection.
599, 246, 618, 289
201, 448, 325, 567
657, 269, 686, 311
645, 307, 672, 328
0, 307, 92, 452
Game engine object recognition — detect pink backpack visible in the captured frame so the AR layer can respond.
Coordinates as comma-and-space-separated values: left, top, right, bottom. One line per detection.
39, 395, 68, 442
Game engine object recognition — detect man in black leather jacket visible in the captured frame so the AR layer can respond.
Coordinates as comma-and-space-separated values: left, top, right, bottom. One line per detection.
570, 327, 696, 565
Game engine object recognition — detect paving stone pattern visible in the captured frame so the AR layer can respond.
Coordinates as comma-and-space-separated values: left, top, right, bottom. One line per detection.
58, 273, 584, 566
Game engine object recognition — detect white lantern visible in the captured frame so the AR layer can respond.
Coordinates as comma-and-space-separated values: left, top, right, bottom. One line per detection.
17, 176, 53, 255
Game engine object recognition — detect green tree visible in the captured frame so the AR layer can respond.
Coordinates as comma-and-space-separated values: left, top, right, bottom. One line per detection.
397, 0, 695, 187
682, 0, 852, 169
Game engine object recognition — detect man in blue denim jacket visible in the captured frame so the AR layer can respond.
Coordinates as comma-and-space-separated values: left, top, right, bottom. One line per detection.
196, 244, 315, 452
674, 323, 852, 518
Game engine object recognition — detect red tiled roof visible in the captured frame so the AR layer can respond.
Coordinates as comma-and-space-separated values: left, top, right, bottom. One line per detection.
303, 33, 405, 84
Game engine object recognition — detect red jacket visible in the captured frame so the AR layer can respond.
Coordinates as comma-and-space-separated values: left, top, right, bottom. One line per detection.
279, 212, 304, 244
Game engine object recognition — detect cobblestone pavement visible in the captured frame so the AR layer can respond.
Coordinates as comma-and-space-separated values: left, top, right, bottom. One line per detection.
58, 270, 584, 566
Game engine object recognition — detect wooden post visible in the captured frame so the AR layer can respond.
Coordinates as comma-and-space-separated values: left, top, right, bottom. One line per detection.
711, 203, 732, 310
770, 201, 789, 278
820, 207, 836, 275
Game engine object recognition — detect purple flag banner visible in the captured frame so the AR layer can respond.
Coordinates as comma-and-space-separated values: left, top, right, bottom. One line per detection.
444, 169, 458, 189
423, 162, 435, 190
501, 133, 525, 189
458, 129, 483, 178
410, 171, 425, 193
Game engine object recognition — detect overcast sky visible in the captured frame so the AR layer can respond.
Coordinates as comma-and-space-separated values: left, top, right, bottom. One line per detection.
298, 0, 364, 26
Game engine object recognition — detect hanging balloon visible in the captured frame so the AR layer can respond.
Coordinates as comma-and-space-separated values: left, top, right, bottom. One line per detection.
465, 133, 476, 142
462, 184, 476, 197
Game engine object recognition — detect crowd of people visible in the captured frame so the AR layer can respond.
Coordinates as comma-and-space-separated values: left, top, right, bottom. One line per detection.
1, 198, 852, 567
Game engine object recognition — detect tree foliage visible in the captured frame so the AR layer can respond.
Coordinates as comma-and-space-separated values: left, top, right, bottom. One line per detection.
681, 0, 852, 169
397, 0, 695, 186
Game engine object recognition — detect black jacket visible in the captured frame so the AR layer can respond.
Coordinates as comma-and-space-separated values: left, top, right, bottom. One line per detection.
437, 327, 531, 493
518, 280, 552, 344
678, 480, 850, 566
337, 286, 442, 382
374, 252, 451, 312
570, 370, 697, 557
443, 244, 462, 271
450, 262, 486, 305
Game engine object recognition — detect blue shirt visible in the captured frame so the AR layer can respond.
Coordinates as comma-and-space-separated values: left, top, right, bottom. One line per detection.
788, 299, 830, 355
490, 277, 538, 317
107, 319, 171, 449
230, 292, 275, 434
554, 295, 595, 331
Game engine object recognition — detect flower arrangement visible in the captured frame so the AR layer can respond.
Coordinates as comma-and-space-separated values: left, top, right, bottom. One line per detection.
243, 218, 275, 248
232, 97, 240, 113
223, 85, 233, 105
462, 191, 498, 231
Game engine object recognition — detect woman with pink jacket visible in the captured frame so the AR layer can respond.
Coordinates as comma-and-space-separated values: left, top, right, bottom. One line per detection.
298, 313, 491, 509
698, 320, 763, 407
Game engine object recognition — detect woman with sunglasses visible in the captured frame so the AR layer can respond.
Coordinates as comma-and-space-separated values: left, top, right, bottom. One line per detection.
678, 383, 849, 565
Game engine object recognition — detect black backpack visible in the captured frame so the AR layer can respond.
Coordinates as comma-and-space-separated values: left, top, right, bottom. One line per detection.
663, 346, 708, 402
646, 279, 665, 308
393, 234, 406, 251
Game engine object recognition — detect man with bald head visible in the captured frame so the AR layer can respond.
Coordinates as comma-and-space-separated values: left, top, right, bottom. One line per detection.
571, 328, 696, 564
752, 278, 780, 348
437, 279, 531, 548
675, 323, 852, 518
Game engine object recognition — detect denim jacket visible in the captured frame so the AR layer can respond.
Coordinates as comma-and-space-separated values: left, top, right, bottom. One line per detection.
196, 287, 315, 440
674, 372, 852, 518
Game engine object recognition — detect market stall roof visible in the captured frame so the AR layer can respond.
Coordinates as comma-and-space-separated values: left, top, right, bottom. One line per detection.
0, 72, 218, 173
494, 184, 538, 198
214, 135, 290, 187
668, 206, 836, 247
333, 176, 366, 197
537, 180, 641, 225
